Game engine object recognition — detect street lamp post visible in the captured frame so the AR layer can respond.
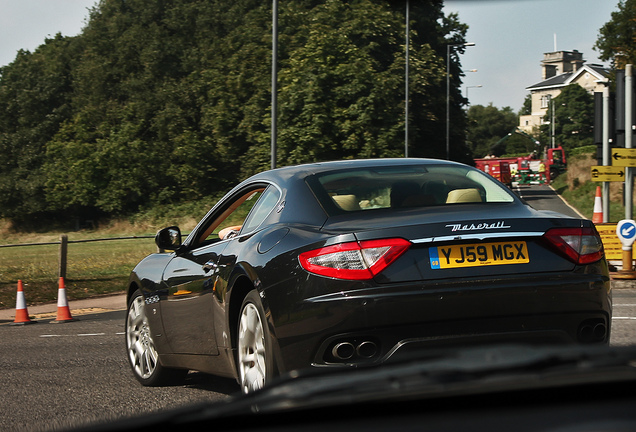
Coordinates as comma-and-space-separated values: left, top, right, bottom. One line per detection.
405, 0, 410, 157
271, 0, 278, 170
465, 85, 482, 104
446, 42, 475, 160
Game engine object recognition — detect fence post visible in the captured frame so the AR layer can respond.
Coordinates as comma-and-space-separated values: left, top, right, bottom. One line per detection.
59, 234, 68, 279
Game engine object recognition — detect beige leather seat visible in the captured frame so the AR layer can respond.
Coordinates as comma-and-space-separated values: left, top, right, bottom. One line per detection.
332, 194, 361, 211
446, 188, 482, 204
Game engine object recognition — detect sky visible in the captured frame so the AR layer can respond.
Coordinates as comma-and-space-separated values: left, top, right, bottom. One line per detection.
0, 0, 96, 68
443, 0, 619, 111
0, 0, 622, 113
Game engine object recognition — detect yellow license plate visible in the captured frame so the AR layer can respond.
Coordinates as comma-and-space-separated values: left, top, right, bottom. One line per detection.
429, 241, 529, 269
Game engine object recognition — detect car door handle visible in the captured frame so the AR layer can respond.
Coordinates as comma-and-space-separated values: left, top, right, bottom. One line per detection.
203, 260, 218, 272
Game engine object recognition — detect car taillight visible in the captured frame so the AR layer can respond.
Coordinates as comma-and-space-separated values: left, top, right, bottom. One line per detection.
299, 238, 411, 280
543, 227, 604, 265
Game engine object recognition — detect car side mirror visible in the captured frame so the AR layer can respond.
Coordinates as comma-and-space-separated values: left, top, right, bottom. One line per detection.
155, 226, 182, 251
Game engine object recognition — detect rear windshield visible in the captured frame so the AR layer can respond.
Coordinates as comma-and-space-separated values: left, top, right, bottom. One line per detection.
312, 164, 516, 212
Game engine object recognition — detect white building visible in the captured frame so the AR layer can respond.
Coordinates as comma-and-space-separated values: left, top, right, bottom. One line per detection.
519, 50, 609, 134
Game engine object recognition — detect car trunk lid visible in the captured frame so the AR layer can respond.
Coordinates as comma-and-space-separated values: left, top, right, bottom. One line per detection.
320, 204, 591, 283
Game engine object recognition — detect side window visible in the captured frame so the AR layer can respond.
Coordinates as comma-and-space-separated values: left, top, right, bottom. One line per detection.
196, 187, 266, 245
242, 186, 281, 233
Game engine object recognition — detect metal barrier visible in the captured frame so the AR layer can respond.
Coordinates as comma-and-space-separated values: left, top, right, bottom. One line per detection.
0, 234, 154, 279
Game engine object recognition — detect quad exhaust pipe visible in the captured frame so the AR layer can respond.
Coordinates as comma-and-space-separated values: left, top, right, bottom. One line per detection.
331, 340, 379, 361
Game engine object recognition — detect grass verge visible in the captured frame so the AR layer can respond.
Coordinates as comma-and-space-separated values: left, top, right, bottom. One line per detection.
0, 237, 158, 309
0, 194, 253, 310
551, 148, 631, 222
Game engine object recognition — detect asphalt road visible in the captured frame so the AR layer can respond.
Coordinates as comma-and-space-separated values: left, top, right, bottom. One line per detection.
513, 183, 584, 219
0, 184, 634, 432
0, 309, 239, 432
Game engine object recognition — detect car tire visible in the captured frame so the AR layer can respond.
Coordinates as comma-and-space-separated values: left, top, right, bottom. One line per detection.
126, 289, 187, 386
237, 289, 274, 393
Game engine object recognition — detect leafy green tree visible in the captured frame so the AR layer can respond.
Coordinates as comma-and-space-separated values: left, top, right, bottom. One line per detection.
0, 0, 472, 226
0, 34, 78, 225
595, 0, 636, 69
520, 94, 532, 116
540, 84, 594, 152
276, 0, 407, 163
410, 6, 470, 162
45, 0, 267, 213
276, 0, 469, 164
466, 104, 519, 157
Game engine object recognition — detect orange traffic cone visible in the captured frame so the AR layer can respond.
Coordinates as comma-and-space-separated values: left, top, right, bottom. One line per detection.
52, 277, 78, 323
12, 280, 35, 325
592, 186, 603, 224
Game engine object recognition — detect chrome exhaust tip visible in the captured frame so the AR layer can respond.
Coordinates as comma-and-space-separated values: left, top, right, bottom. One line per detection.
332, 342, 355, 360
592, 323, 607, 340
356, 341, 378, 359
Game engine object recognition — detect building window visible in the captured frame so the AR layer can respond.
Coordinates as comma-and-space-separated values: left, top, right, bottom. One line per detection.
541, 94, 552, 109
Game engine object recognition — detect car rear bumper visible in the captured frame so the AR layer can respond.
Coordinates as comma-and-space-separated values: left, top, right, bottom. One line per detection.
266, 270, 611, 373
311, 312, 609, 368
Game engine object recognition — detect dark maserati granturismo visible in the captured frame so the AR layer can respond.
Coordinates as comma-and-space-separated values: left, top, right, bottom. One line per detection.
125, 158, 611, 393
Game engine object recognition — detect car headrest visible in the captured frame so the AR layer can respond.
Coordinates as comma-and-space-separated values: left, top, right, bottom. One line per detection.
446, 188, 482, 204
332, 194, 361, 211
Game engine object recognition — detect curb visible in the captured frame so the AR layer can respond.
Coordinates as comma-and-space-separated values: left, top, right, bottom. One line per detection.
611, 277, 636, 290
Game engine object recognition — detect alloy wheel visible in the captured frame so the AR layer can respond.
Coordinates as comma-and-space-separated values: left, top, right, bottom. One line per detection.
126, 294, 159, 380
238, 301, 267, 393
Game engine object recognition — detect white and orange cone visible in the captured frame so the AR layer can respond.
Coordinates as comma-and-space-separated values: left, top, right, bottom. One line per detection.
52, 277, 77, 323
12, 280, 35, 325
592, 186, 603, 224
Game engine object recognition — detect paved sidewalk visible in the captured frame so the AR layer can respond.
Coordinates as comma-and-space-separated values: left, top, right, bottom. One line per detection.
0, 292, 127, 323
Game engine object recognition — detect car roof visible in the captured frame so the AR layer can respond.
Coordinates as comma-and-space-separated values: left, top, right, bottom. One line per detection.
247, 158, 463, 182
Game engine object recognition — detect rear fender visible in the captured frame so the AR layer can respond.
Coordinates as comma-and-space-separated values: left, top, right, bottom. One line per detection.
225, 264, 285, 378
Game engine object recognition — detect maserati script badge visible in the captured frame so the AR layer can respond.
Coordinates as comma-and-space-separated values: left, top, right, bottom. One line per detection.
446, 221, 511, 232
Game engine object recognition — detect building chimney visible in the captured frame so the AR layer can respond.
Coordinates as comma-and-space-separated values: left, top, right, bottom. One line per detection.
541, 50, 584, 80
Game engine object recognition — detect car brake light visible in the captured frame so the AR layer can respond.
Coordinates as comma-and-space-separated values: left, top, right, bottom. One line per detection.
299, 238, 411, 280
543, 227, 604, 265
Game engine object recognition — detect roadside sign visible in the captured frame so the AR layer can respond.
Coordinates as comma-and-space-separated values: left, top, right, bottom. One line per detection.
617, 219, 636, 249
612, 148, 636, 167
591, 166, 625, 182
595, 223, 622, 260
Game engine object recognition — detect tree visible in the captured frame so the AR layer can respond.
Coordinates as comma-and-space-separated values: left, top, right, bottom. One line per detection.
0, 34, 78, 226
276, 0, 469, 164
520, 94, 532, 116
0, 0, 472, 226
276, 0, 410, 164
45, 0, 268, 214
411, 6, 470, 163
540, 84, 594, 152
595, 0, 636, 69
466, 104, 519, 157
